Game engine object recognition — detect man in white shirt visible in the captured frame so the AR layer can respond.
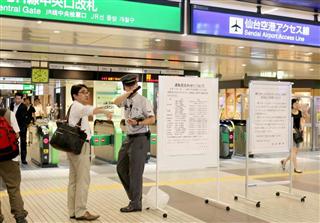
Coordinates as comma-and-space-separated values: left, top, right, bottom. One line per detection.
67, 84, 112, 221
0, 108, 28, 223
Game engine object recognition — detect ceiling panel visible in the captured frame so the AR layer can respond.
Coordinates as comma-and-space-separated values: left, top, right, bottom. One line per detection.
0, 16, 319, 81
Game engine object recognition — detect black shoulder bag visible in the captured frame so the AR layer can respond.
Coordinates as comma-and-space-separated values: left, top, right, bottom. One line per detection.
50, 105, 87, 155
293, 128, 303, 144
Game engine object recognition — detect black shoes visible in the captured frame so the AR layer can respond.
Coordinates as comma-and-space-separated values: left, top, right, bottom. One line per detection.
15, 217, 28, 223
22, 161, 28, 165
294, 169, 303, 174
120, 205, 142, 213
280, 160, 286, 170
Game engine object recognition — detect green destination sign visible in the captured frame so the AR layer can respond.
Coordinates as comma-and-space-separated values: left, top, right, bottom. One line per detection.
0, 0, 181, 32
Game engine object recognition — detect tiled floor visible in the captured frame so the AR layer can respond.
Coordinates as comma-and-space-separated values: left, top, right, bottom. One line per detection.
0, 151, 319, 223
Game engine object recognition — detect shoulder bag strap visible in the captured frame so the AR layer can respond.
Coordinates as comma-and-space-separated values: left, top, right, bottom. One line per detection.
66, 104, 82, 127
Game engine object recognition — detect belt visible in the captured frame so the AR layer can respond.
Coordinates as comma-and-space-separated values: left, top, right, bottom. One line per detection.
127, 132, 149, 138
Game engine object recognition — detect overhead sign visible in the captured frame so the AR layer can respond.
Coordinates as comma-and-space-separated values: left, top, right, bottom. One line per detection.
0, 83, 34, 90
191, 5, 320, 47
0, 0, 182, 32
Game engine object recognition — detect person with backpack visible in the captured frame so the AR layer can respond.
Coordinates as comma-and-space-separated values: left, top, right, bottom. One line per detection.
0, 108, 28, 223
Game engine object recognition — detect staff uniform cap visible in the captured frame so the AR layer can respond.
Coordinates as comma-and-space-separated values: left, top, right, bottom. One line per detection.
121, 74, 138, 85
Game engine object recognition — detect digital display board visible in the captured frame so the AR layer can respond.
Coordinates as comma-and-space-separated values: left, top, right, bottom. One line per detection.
191, 5, 320, 47
0, 0, 182, 32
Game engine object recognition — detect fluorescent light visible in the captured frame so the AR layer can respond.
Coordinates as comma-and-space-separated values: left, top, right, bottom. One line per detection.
154, 38, 161, 42
242, 64, 247, 67
182, 33, 187, 36
304, 52, 313, 56
37, 20, 42, 24
53, 30, 60, 34
309, 68, 314, 71
263, 8, 279, 14
238, 46, 245, 49
289, 45, 295, 47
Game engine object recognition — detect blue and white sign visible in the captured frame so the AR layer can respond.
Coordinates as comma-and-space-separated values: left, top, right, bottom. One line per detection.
192, 7, 320, 47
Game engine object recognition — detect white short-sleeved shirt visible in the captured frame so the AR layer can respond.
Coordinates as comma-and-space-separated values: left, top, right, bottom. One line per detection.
119, 94, 155, 135
8, 111, 20, 161
68, 100, 94, 140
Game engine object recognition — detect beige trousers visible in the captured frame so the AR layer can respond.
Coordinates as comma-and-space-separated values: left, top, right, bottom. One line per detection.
0, 160, 26, 220
67, 142, 91, 218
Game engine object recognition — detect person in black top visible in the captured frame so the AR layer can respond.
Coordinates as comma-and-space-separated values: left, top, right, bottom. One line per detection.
10, 92, 28, 165
24, 97, 36, 126
281, 98, 304, 173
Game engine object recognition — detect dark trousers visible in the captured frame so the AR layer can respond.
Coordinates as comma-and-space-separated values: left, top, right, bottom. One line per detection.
117, 135, 148, 208
0, 160, 27, 221
19, 131, 27, 162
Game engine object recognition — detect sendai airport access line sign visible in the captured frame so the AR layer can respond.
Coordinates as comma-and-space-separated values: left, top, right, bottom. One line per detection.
0, 0, 182, 32
191, 5, 320, 47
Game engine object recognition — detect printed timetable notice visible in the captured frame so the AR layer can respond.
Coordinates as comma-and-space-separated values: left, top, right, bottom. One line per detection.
159, 77, 216, 155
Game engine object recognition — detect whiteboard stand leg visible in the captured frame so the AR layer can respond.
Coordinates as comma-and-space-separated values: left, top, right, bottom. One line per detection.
150, 152, 168, 218
204, 158, 230, 211
233, 194, 261, 208
275, 117, 306, 203
145, 206, 168, 218
204, 198, 230, 211
275, 190, 306, 202
234, 118, 260, 208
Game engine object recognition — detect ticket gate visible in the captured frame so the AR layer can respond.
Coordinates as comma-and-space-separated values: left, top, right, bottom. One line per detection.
219, 120, 234, 159
149, 124, 157, 157
29, 124, 58, 167
93, 120, 116, 163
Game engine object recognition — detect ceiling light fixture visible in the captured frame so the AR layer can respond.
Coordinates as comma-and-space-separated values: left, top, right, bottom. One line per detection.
309, 68, 314, 71
263, 8, 279, 14
53, 30, 61, 34
289, 45, 295, 47
37, 20, 42, 24
242, 64, 247, 67
304, 52, 313, 56
155, 38, 161, 42
238, 46, 245, 49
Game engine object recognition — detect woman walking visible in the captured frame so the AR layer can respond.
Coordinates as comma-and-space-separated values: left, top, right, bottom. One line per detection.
281, 98, 304, 173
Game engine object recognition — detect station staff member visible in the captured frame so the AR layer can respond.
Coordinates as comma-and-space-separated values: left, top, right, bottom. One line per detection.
113, 74, 155, 213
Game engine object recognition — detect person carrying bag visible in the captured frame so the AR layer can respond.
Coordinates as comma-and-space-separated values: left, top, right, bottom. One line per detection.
61, 84, 112, 221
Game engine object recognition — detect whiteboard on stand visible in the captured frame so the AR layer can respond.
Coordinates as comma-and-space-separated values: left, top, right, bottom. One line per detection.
157, 76, 219, 171
249, 81, 292, 154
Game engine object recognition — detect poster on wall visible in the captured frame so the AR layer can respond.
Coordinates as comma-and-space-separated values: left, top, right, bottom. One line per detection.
157, 76, 219, 171
249, 81, 291, 153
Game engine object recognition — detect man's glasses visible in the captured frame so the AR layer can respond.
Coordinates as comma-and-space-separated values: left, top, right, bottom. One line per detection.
79, 90, 90, 95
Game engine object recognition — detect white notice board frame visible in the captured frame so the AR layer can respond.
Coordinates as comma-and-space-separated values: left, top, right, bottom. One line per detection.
157, 76, 219, 171
249, 81, 292, 154
234, 80, 306, 207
